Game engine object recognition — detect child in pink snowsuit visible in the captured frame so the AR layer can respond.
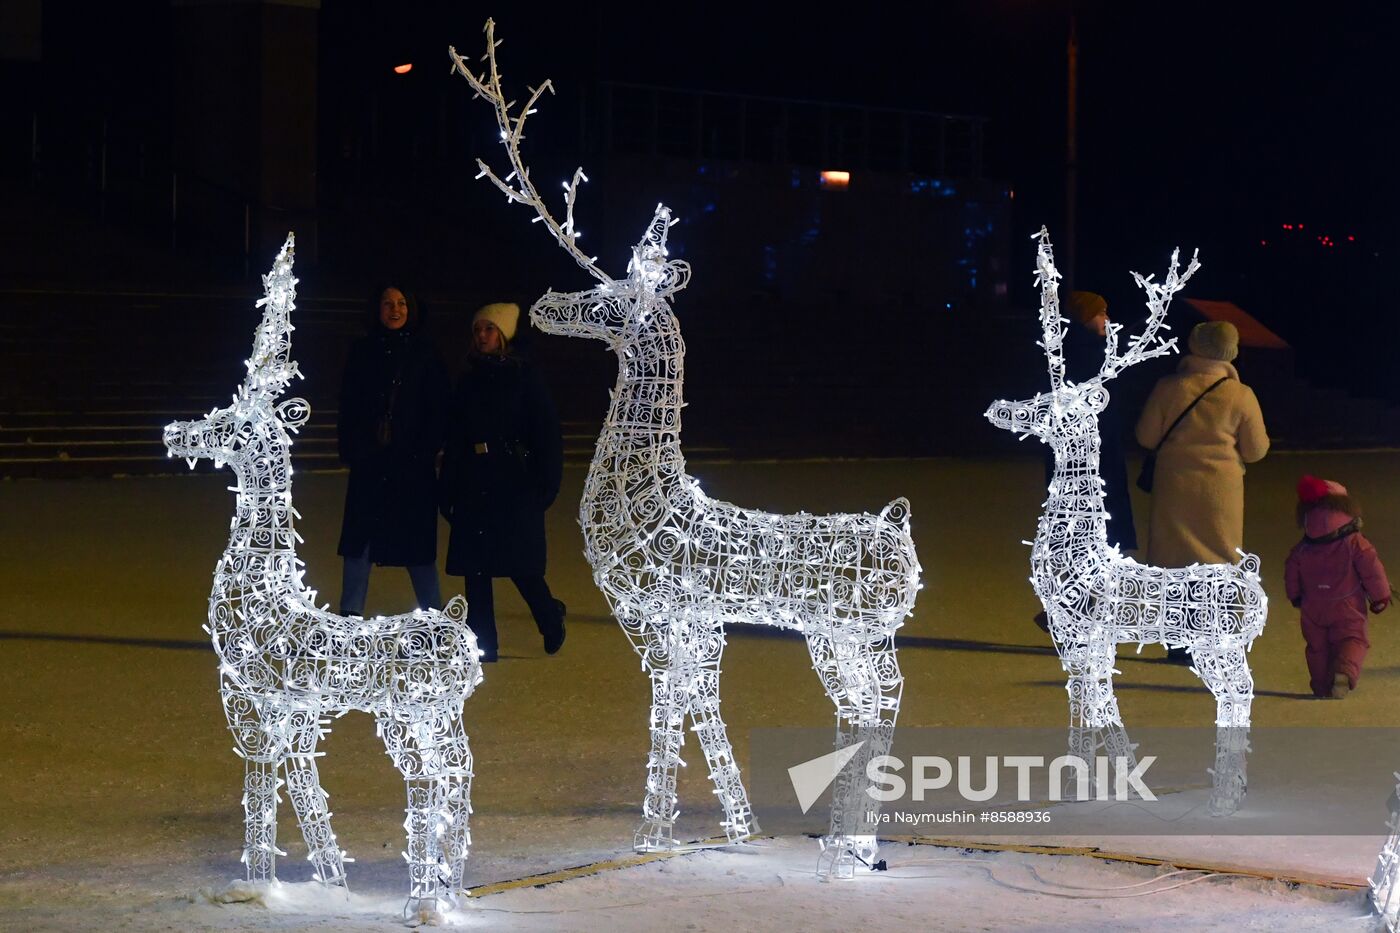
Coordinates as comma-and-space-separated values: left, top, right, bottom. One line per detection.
1285, 475, 1391, 699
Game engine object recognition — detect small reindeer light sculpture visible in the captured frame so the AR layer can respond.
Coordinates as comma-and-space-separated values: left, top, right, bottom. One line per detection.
450, 21, 922, 879
985, 229, 1266, 815
164, 235, 483, 914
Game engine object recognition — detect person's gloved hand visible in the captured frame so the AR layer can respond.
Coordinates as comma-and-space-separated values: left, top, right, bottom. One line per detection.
1371, 598, 1390, 614
1290, 598, 1302, 609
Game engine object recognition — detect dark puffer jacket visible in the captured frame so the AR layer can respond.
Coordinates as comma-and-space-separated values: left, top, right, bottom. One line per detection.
336, 307, 448, 567
440, 353, 563, 578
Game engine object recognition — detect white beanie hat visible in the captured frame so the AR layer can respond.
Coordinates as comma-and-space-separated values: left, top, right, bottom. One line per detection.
1188, 321, 1239, 362
473, 302, 520, 342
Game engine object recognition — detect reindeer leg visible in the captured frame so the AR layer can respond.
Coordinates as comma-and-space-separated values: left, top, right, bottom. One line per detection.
635, 618, 691, 852
223, 690, 285, 883
808, 631, 904, 881
431, 715, 475, 898
1061, 644, 1097, 796
241, 758, 282, 883
1196, 647, 1252, 816
1064, 635, 1136, 798
684, 622, 757, 845
1088, 632, 1138, 795
381, 709, 475, 916
282, 709, 347, 888
379, 713, 459, 915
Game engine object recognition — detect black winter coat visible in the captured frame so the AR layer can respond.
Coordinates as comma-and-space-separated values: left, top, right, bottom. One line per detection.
1040, 321, 1138, 550
336, 328, 449, 566
440, 353, 563, 578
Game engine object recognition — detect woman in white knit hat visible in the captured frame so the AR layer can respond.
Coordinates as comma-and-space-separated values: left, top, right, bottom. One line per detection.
1135, 320, 1270, 663
439, 302, 566, 662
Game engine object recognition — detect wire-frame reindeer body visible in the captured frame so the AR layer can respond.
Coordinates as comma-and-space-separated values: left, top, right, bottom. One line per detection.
450, 21, 922, 879
163, 235, 483, 914
984, 229, 1267, 815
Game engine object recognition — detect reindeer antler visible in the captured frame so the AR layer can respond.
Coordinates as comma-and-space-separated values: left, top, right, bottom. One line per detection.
243, 233, 301, 401
449, 20, 612, 283
1095, 246, 1200, 383
1032, 227, 1069, 392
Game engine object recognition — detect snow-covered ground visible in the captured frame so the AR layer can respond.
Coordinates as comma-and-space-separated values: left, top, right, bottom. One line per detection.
6, 836, 1365, 932
3, 452, 1397, 929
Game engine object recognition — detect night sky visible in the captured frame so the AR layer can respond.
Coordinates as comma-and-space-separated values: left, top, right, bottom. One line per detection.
25, 1, 1399, 347
324, 1, 1399, 285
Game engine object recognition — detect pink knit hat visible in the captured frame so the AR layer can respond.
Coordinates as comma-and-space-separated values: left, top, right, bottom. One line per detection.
1297, 475, 1356, 538
1297, 475, 1347, 502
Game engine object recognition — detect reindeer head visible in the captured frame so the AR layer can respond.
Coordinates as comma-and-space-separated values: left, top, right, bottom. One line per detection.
451, 21, 692, 349
164, 234, 311, 471
986, 227, 1198, 447
530, 204, 692, 347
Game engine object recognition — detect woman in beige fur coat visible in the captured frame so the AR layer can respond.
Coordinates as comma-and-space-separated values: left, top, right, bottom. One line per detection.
1136, 321, 1270, 568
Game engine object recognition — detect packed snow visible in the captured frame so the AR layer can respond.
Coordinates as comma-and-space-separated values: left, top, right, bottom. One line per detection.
3, 452, 1397, 929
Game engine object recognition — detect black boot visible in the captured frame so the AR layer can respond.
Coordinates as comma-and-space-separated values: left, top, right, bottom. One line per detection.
543, 600, 567, 655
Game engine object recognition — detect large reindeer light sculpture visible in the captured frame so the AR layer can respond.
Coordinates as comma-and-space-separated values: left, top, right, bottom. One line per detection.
163, 236, 483, 914
450, 22, 921, 879
985, 229, 1266, 815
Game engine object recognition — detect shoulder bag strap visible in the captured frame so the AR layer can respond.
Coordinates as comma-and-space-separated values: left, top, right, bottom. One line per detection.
1153, 375, 1229, 454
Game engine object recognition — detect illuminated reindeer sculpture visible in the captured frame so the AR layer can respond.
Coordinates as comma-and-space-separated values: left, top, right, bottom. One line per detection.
451, 22, 921, 878
163, 235, 483, 913
985, 229, 1266, 815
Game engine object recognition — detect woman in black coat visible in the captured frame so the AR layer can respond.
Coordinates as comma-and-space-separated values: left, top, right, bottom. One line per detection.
440, 302, 565, 662
336, 285, 449, 614
1033, 291, 1138, 632
1058, 291, 1137, 550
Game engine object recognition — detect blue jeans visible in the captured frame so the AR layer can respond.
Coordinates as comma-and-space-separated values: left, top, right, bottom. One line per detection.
339, 545, 442, 616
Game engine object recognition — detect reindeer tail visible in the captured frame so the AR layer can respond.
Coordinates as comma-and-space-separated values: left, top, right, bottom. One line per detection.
443, 594, 469, 624
1234, 549, 1263, 578
879, 497, 912, 530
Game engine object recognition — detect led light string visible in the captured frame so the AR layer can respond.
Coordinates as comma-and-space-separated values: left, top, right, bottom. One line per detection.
165, 235, 484, 916
452, 19, 923, 880
984, 228, 1266, 817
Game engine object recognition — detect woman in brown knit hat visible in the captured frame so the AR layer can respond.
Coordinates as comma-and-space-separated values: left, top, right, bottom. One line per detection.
1063, 291, 1136, 551
1030, 291, 1139, 632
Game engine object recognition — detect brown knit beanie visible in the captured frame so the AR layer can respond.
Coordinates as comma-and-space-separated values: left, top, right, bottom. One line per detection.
1066, 291, 1108, 328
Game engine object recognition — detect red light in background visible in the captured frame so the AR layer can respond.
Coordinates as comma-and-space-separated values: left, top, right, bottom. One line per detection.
1298, 223, 1304, 230
1260, 240, 1267, 246
1282, 223, 1292, 230
393, 63, 413, 74
1348, 235, 1356, 241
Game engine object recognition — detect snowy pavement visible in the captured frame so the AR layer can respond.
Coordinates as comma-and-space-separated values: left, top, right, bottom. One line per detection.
10, 837, 1362, 932
3, 452, 1398, 929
